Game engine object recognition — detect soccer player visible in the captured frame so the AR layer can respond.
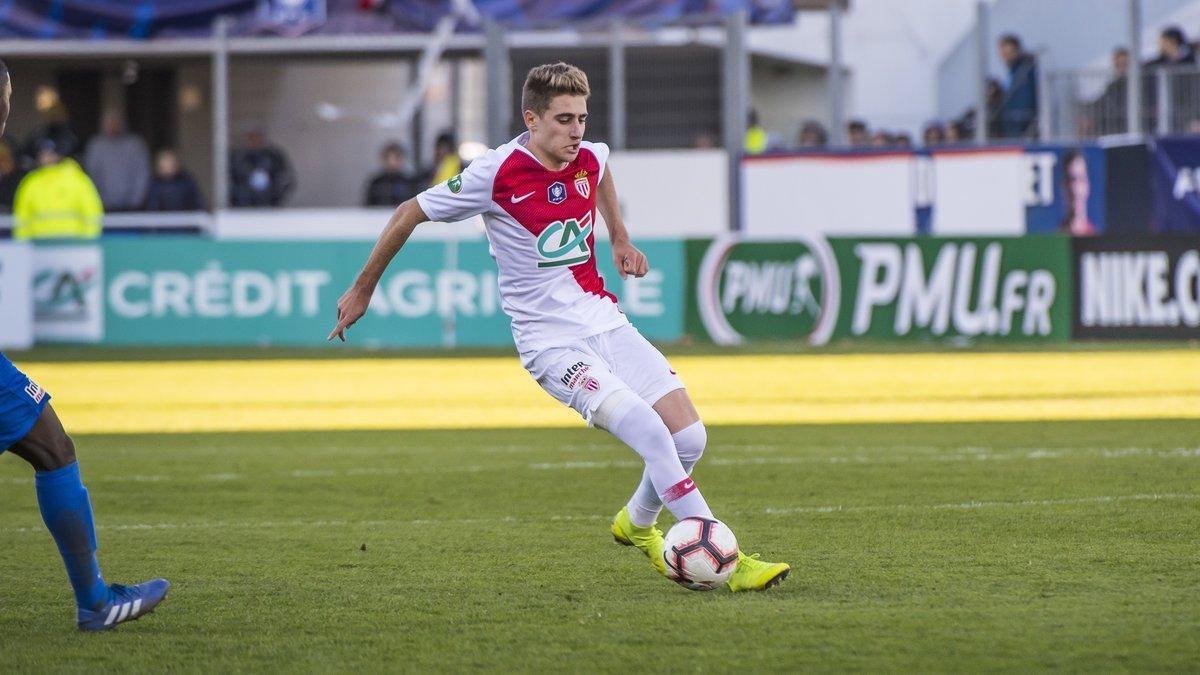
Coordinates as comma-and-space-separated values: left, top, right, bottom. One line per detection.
0, 60, 169, 630
329, 63, 788, 591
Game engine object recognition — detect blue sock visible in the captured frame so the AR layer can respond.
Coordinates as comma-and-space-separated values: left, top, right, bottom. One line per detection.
35, 462, 108, 610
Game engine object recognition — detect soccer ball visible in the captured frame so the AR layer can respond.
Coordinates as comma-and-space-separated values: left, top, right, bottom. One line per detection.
662, 517, 739, 591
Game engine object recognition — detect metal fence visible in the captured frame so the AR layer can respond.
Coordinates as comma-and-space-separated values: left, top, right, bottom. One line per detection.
1046, 65, 1200, 140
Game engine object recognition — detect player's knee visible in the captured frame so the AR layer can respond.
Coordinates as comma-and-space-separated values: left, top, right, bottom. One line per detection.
673, 421, 707, 465
45, 432, 77, 470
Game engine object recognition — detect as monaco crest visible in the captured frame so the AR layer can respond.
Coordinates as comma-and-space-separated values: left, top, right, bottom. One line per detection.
573, 170, 590, 199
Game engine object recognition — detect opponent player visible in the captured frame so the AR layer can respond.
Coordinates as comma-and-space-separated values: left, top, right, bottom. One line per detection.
328, 63, 788, 591
0, 60, 169, 630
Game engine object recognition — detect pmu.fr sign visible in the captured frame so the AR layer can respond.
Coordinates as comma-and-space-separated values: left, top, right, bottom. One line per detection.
1072, 237, 1200, 339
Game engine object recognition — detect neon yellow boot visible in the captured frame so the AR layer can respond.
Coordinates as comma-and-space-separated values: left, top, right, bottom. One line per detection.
611, 507, 667, 576
726, 552, 790, 592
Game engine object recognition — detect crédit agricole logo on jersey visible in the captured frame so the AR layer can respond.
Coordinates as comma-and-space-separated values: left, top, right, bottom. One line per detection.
536, 212, 594, 268
697, 235, 840, 346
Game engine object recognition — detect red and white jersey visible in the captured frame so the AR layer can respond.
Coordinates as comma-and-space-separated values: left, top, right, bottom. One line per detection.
416, 132, 628, 355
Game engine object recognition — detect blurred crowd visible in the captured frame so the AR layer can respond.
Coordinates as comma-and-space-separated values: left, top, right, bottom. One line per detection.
744, 24, 1200, 153
4, 100, 464, 239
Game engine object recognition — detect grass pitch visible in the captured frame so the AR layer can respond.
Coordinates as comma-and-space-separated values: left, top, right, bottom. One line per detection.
0, 349, 1198, 671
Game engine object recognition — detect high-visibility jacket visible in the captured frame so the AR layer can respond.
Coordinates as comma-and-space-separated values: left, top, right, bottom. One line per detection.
13, 159, 103, 240
744, 125, 768, 155
429, 154, 463, 188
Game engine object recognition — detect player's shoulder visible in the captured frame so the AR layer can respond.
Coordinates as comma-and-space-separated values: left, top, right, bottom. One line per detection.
579, 140, 609, 169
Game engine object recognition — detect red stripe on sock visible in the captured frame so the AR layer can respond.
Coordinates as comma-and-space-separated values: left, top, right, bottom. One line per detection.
663, 477, 697, 503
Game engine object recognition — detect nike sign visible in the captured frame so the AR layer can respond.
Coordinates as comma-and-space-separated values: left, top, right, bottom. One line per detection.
510, 192, 535, 203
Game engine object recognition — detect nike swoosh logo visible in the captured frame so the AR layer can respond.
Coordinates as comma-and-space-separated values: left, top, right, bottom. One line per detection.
510, 192, 535, 203
682, 480, 694, 490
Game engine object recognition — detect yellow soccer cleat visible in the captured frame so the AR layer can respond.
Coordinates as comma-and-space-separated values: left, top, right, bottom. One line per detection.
611, 507, 667, 576
726, 552, 790, 592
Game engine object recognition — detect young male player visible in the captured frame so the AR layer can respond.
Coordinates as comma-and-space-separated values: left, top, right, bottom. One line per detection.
329, 63, 788, 591
0, 61, 170, 629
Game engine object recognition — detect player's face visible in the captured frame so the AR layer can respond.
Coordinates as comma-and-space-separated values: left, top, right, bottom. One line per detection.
531, 94, 587, 166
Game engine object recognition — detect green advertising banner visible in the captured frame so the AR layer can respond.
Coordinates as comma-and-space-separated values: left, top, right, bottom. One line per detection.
832, 236, 1072, 341
687, 235, 1072, 344
48, 238, 685, 346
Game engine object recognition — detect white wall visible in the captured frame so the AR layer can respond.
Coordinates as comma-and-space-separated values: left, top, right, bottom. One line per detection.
750, 0, 977, 138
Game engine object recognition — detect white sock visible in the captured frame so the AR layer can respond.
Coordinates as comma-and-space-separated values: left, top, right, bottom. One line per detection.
627, 421, 707, 527
603, 396, 713, 522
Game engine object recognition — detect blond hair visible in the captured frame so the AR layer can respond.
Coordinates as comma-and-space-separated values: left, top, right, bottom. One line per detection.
521, 63, 590, 116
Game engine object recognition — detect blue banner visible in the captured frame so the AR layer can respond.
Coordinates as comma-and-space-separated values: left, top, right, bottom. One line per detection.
1151, 136, 1200, 234
1023, 144, 1107, 236
0, 0, 792, 39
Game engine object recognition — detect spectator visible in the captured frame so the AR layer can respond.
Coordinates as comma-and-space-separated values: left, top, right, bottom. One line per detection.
945, 121, 965, 143
1145, 27, 1197, 133
145, 149, 205, 211
1089, 47, 1132, 136
870, 130, 891, 147
996, 33, 1038, 138
846, 119, 870, 146
744, 109, 768, 154
13, 137, 103, 240
692, 133, 717, 149
21, 103, 77, 172
1146, 26, 1195, 67
892, 132, 913, 149
959, 78, 1006, 140
364, 142, 418, 207
426, 131, 463, 188
796, 120, 828, 148
922, 122, 947, 146
84, 109, 151, 212
230, 127, 295, 207
0, 142, 24, 212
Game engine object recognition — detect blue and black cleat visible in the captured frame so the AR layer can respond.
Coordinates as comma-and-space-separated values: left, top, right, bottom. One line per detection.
77, 579, 170, 632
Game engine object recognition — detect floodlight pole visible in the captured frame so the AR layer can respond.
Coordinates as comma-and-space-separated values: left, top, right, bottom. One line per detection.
212, 15, 230, 211
974, 0, 989, 144
608, 19, 627, 151
722, 9, 749, 231
828, 1, 845, 146
484, 19, 510, 148
1127, 0, 1143, 135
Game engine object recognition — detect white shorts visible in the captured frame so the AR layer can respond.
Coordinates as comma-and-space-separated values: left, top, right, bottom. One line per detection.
521, 324, 685, 426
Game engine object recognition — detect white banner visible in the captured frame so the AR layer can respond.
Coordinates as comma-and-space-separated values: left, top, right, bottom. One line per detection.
33, 245, 104, 343
930, 149, 1025, 235
0, 242, 33, 349
742, 153, 916, 236
741, 148, 1040, 237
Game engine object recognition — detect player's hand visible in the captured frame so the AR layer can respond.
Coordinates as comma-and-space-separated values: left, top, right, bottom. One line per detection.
327, 284, 372, 342
612, 240, 649, 280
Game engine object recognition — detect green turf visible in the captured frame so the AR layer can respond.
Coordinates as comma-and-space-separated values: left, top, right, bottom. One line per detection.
1, 420, 1197, 671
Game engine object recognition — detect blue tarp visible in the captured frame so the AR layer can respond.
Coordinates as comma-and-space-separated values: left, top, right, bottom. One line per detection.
0, 0, 793, 39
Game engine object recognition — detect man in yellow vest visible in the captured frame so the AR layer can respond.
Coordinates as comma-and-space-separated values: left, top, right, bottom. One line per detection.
743, 109, 768, 155
13, 137, 103, 240
427, 131, 463, 188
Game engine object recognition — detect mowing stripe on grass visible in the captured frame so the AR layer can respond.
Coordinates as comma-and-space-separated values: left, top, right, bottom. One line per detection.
3, 445, 1197, 487
2, 493, 1195, 536
11, 350, 1200, 433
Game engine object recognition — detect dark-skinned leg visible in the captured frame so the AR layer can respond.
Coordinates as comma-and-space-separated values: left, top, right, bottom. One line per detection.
9, 404, 108, 611
8, 404, 76, 471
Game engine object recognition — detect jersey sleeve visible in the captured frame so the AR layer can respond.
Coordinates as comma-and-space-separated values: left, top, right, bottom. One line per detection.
416, 148, 501, 223
585, 141, 611, 181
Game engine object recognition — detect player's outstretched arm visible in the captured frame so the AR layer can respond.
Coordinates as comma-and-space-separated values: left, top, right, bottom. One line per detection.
327, 198, 430, 341
596, 167, 648, 279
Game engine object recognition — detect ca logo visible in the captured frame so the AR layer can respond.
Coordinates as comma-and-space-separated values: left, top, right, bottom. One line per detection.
536, 213, 593, 268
